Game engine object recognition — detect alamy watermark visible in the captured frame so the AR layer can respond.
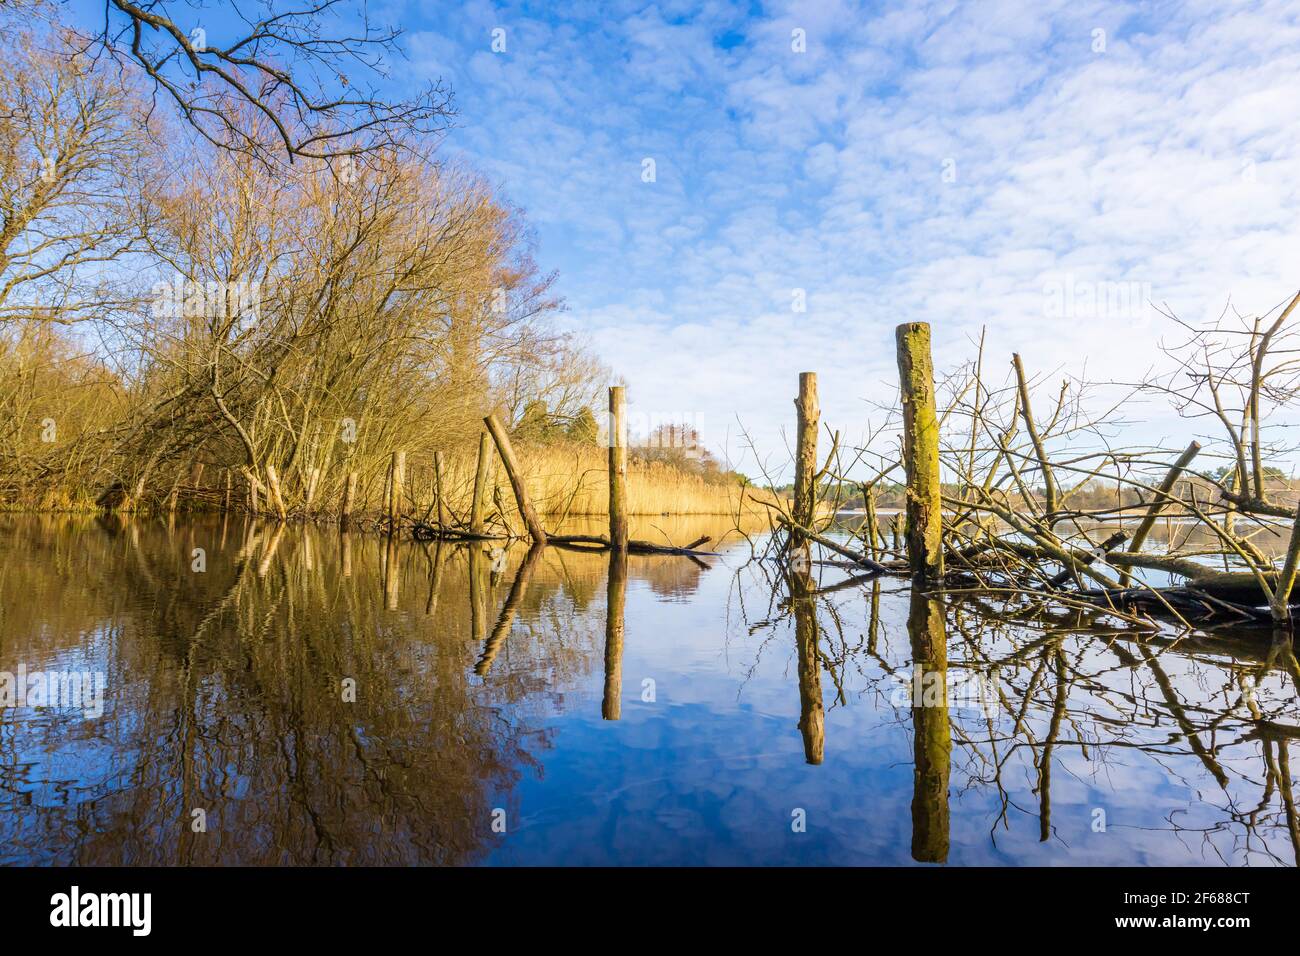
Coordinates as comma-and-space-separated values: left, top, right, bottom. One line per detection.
1043, 273, 1152, 322
0, 663, 106, 719
150, 274, 262, 321
889, 666, 1000, 716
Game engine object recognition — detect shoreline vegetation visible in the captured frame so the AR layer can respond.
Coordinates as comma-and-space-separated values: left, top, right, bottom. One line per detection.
2, 440, 780, 522
0, 12, 769, 530
6, 2, 1300, 630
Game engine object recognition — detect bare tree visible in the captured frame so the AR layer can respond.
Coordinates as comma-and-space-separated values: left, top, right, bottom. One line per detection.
6, 0, 454, 164
0, 23, 153, 324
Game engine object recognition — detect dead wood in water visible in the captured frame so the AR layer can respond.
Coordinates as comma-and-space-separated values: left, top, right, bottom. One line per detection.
547, 533, 716, 557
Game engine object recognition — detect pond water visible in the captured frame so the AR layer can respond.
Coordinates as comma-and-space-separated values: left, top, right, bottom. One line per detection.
0, 513, 1296, 866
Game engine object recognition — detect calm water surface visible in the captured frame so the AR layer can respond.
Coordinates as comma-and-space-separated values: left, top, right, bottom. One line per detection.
1, 514, 1297, 866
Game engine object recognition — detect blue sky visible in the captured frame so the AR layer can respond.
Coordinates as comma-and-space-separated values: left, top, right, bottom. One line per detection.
391, 0, 1300, 472
67, 0, 1300, 473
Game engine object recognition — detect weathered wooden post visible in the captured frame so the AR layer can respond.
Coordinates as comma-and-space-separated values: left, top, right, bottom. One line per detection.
484, 412, 548, 546
793, 372, 819, 534
433, 450, 448, 528
608, 385, 629, 553
340, 471, 357, 528
896, 323, 943, 583
470, 432, 492, 535
386, 451, 405, 532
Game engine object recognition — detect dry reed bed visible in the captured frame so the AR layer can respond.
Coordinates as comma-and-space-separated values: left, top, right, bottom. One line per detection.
420, 443, 780, 520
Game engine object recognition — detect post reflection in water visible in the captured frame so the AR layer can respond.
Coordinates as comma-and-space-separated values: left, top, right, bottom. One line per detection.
907, 591, 951, 864
603, 549, 627, 720
786, 550, 825, 766
1, 513, 1298, 866
476, 542, 544, 676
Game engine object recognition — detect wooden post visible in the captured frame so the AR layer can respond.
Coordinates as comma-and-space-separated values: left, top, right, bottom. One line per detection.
386, 451, 405, 532
608, 386, 628, 553
484, 412, 548, 546
470, 432, 492, 535
340, 471, 357, 528
265, 464, 288, 522
896, 323, 943, 583
433, 450, 448, 528
793, 372, 819, 533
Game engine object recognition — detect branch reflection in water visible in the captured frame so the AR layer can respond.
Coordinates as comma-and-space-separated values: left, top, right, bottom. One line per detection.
0, 513, 1296, 865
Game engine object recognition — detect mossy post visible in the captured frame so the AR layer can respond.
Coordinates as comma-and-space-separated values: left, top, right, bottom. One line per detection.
608, 386, 629, 553
484, 412, 548, 546
470, 432, 492, 535
896, 323, 943, 583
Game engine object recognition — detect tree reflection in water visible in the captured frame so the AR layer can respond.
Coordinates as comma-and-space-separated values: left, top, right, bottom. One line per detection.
1, 513, 1297, 865
728, 546, 1300, 867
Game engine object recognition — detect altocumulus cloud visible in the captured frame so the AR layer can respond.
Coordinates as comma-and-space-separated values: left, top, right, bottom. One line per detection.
404, 0, 1300, 471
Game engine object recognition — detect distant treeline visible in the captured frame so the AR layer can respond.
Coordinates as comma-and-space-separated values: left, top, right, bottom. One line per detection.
767, 470, 1300, 514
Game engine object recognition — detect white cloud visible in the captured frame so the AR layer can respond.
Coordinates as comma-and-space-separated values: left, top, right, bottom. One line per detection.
405, 0, 1300, 477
